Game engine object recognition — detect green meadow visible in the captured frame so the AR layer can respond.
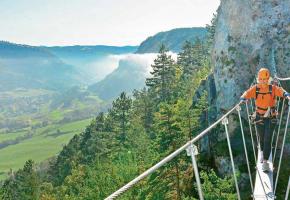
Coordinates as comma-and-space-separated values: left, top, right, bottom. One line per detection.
0, 130, 27, 141
0, 118, 92, 180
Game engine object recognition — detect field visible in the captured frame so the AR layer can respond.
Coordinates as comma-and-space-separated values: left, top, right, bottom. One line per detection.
0, 118, 92, 180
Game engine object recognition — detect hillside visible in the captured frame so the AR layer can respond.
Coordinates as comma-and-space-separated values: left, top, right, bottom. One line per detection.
44, 45, 138, 60
89, 27, 208, 101
136, 27, 207, 53
44, 45, 138, 84
1, 1, 290, 197
0, 41, 81, 91
88, 53, 156, 100
0, 22, 225, 199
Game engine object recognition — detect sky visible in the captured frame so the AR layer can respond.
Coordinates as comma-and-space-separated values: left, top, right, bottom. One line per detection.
0, 0, 220, 46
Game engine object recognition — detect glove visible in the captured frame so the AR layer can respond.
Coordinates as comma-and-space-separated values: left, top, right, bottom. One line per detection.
240, 97, 247, 103
284, 92, 290, 100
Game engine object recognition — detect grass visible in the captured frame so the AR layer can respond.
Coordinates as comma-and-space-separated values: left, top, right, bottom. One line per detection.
0, 88, 104, 181
0, 118, 92, 181
58, 119, 91, 132
0, 130, 27, 142
0, 88, 54, 98
49, 110, 64, 121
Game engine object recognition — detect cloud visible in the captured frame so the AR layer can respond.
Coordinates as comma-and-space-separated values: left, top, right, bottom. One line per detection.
108, 52, 178, 76
86, 52, 178, 85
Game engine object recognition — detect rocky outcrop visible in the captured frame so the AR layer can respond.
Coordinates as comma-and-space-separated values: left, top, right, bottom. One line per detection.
193, 0, 290, 178
213, 0, 290, 113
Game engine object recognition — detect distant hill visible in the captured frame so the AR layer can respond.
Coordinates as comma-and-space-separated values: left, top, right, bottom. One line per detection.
42, 45, 138, 84
88, 28, 208, 100
88, 54, 154, 100
136, 27, 207, 53
0, 41, 81, 91
43, 45, 138, 58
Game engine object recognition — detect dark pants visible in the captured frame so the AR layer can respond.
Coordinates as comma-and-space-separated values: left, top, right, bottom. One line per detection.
256, 116, 277, 160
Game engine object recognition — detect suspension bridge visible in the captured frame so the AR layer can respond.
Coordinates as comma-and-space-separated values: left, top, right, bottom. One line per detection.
105, 75, 290, 200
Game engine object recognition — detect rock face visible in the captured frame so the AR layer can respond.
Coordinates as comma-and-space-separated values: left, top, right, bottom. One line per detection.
213, 0, 290, 113
196, 0, 290, 178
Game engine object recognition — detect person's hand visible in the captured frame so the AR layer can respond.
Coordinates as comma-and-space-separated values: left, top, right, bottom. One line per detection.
284, 92, 290, 101
240, 97, 248, 103
284, 94, 290, 106
285, 92, 290, 101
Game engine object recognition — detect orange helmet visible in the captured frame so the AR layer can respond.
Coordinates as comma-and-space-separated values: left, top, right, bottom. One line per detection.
257, 68, 270, 83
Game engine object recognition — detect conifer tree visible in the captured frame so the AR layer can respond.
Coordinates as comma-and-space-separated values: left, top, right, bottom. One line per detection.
201, 169, 237, 200
146, 44, 176, 102
95, 112, 105, 132
178, 41, 195, 78
132, 88, 155, 138
206, 13, 218, 49
104, 108, 115, 132
1, 160, 40, 200
178, 39, 207, 80
111, 92, 132, 143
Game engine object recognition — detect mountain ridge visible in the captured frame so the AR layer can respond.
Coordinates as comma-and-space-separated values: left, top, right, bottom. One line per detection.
136, 27, 207, 53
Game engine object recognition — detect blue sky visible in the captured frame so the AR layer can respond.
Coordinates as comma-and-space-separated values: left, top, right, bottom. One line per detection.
0, 0, 220, 46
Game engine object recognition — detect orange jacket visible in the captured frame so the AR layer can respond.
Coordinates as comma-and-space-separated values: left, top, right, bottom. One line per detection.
241, 84, 286, 115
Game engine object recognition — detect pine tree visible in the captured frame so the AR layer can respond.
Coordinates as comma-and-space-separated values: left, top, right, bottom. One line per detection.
95, 112, 105, 132
132, 88, 155, 138
111, 92, 132, 143
200, 169, 237, 200
178, 39, 207, 80
178, 41, 195, 78
1, 160, 40, 200
48, 135, 81, 186
104, 108, 115, 132
206, 13, 218, 49
146, 44, 176, 102
144, 101, 185, 200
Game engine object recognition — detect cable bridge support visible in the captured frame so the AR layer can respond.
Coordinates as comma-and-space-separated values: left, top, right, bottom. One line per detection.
106, 92, 290, 199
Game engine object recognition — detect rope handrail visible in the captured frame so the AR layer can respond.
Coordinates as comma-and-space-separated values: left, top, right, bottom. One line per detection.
285, 176, 290, 200
105, 102, 243, 200
246, 101, 257, 161
275, 75, 290, 81
237, 106, 254, 193
270, 45, 290, 198
274, 101, 290, 194
250, 98, 260, 150
273, 98, 285, 163
222, 116, 241, 200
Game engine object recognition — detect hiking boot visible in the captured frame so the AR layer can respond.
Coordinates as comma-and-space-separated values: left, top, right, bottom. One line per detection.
262, 162, 270, 172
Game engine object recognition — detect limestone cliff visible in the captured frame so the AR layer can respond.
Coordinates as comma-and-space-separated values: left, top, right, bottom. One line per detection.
213, 0, 290, 112
193, 0, 290, 180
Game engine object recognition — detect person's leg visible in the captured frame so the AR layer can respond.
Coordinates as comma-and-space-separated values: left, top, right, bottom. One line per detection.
256, 116, 265, 163
263, 118, 272, 161
256, 117, 265, 152
261, 118, 276, 172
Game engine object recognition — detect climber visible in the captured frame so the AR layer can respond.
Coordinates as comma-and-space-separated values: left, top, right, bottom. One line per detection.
240, 68, 290, 172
